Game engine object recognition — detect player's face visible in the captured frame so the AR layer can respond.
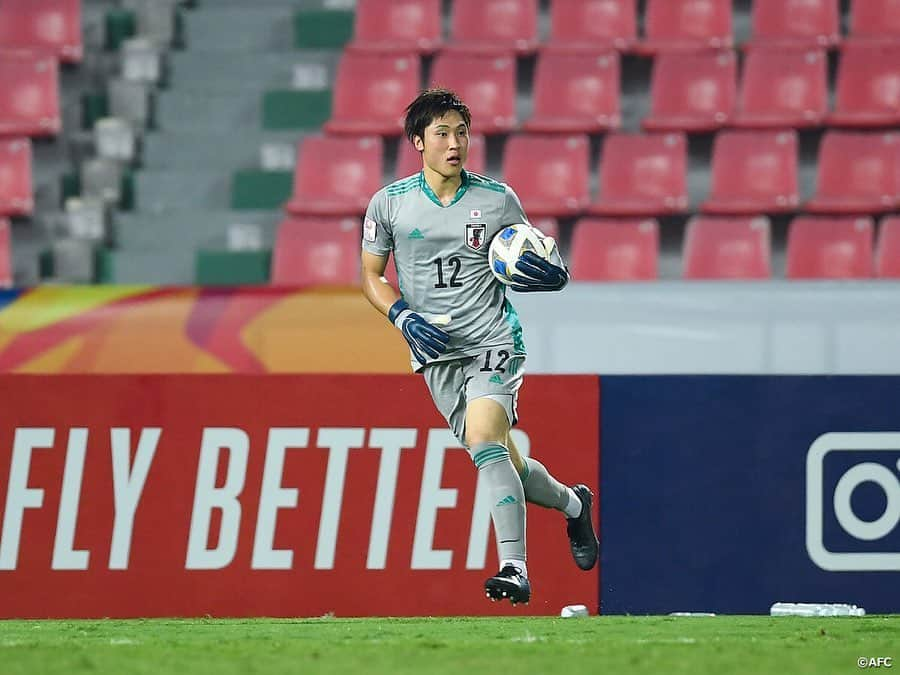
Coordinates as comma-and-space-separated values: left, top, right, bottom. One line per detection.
414, 111, 469, 179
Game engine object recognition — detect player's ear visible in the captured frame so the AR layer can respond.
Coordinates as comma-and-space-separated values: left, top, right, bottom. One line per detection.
413, 135, 425, 152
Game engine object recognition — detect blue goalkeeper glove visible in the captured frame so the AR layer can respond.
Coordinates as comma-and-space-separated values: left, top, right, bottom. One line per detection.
509, 251, 570, 293
388, 299, 450, 366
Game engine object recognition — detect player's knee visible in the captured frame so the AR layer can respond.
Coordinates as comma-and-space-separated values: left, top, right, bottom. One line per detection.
465, 428, 505, 448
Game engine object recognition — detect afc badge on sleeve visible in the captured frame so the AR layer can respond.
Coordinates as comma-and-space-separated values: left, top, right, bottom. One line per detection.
466, 223, 487, 250
364, 217, 377, 242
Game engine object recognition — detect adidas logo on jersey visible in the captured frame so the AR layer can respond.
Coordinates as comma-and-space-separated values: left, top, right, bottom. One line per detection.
489, 374, 503, 385
496, 495, 518, 507
408, 228, 425, 239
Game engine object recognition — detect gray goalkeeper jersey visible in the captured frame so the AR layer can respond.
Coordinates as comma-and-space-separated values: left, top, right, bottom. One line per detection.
362, 169, 528, 371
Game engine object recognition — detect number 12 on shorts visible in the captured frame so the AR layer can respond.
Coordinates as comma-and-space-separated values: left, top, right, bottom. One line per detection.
481, 349, 510, 372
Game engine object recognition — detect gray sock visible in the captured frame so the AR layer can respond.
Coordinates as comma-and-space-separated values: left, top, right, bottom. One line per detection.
471, 442, 526, 565
519, 457, 572, 513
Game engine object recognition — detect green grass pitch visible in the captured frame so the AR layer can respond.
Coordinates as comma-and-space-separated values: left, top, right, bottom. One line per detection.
0, 616, 897, 675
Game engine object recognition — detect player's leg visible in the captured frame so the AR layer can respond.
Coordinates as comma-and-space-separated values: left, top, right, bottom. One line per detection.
507, 433, 599, 571
465, 396, 530, 604
423, 357, 528, 603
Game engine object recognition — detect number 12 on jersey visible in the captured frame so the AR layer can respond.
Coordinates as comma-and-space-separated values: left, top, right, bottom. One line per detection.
433, 256, 463, 288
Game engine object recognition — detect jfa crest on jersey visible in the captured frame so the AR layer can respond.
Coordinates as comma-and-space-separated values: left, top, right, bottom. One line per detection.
466, 223, 486, 250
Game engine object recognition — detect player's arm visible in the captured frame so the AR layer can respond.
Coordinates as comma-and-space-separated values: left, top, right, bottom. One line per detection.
360, 199, 450, 365
361, 251, 450, 364
360, 250, 396, 317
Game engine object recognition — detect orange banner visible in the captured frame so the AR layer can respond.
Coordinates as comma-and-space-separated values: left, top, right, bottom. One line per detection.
0, 287, 410, 373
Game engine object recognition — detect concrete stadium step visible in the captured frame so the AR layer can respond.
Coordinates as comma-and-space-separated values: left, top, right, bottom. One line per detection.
183, 7, 296, 52
113, 209, 280, 251
155, 90, 262, 131
141, 130, 303, 170
168, 50, 338, 92
99, 247, 197, 284
133, 169, 233, 211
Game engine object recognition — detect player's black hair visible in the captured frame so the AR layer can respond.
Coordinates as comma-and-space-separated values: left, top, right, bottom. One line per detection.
404, 88, 472, 144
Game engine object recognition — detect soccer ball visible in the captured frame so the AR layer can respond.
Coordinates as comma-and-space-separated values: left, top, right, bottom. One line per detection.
488, 223, 554, 285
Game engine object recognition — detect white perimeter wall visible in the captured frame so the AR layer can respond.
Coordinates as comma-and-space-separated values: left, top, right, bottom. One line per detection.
512, 282, 900, 374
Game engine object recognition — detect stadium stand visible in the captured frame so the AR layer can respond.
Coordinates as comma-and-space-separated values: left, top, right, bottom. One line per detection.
701, 130, 799, 215
642, 50, 737, 132
747, 0, 841, 49
848, 0, 900, 44
429, 52, 517, 134
4, 0, 899, 286
0, 0, 83, 63
829, 43, 900, 128
285, 135, 383, 217
531, 216, 560, 241
446, 0, 539, 55
876, 215, 900, 277
395, 133, 487, 178
347, 0, 442, 54
806, 132, 899, 214
324, 51, 420, 135
733, 48, 828, 128
590, 132, 688, 216
545, 0, 638, 53
271, 216, 361, 286
501, 134, 590, 217
524, 50, 621, 133
0, 138, 33, 217
636, 0, 733, 55
682, 215, 771, 279
569, 218, 659, 281
786, 216, 875, 279
0, 51, 61, 137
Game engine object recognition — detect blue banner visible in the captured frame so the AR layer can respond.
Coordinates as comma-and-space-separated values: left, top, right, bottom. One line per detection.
600, 376, 900, 615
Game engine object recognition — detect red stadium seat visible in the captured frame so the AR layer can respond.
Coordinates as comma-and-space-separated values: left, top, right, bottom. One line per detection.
747, 0, 840, 49
876, 216, 900, 277
642, 51, 736, 132
569, 218, 659, 281
849, 0, 900, 44
786, 216, 874, 279
636, 0, 733, 55
591, 132, 688, 216
348, 0, 442, 54
828, 43, 900, 128
0, 51, 60, 137
0, 138, 33, 217
448, 0, 539, 55
806, 132, 899, 214
733, 48, 828, 128
430, 53, 517, 134
324, 52, 420, 136
530, 217, 560, 240
702, 130, 799, 215
395, 134, 487, 179
501, 134, 590, 217
682, 215, 771, 279
285, 135, 384, 217
546, 0, 637, 53
524, 50, 621, 133
0, 0, 82, 63
271, 217, 361, 286
0, 218, 10, 288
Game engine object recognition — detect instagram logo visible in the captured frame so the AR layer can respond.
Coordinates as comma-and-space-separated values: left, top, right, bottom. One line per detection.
806, 433, 900, 571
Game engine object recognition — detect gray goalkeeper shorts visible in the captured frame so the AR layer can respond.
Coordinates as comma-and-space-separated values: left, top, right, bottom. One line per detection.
422, 347, 525, 447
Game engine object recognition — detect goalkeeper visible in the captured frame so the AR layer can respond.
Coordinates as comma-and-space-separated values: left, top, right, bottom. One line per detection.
360, 88, 598, 605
